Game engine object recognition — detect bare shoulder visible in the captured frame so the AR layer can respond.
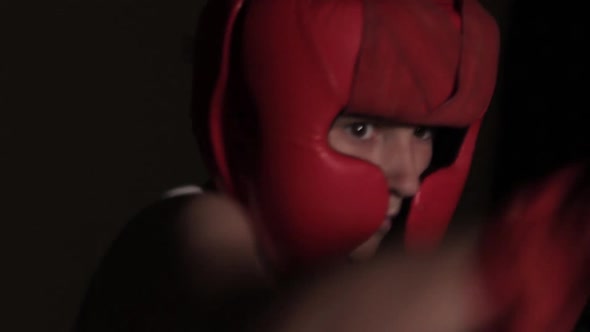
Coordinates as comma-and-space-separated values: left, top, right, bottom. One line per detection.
178, 193, 270, 293
180, 193, 255, 250
182, 192, 250, 223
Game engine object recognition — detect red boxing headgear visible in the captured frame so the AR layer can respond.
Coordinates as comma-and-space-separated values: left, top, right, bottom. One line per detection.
192, 0, 499, 267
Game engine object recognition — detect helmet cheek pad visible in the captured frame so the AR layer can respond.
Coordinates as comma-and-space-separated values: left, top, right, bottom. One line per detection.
240, 0, 389, 265
406, 120, 483, 250
404, 0, 500, 249
252, 137, 389, 266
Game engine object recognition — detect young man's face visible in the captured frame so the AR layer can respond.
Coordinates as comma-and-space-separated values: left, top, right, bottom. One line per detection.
328, 114, 434, 261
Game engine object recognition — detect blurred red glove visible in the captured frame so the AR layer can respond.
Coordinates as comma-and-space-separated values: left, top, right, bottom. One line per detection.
479, 164, 590, 332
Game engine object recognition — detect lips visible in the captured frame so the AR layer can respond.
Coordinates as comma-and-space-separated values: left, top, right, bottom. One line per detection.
381, 197, 401, 234
388, 196, 402, 217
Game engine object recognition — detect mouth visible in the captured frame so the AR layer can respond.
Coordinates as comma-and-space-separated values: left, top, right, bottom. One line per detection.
388, 196, 401, 216
380, 198, 401, 234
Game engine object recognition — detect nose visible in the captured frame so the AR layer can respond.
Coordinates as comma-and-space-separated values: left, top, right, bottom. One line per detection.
378, 135, 423, 198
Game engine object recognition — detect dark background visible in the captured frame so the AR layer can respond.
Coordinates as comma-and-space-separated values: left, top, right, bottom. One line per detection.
1, 1, 587, 331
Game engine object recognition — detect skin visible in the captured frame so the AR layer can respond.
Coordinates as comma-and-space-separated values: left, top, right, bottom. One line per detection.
178, 115, 490, 331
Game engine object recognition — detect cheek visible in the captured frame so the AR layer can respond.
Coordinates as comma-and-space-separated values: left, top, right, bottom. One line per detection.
414, 140, 434, 174
328, 129, 377, 161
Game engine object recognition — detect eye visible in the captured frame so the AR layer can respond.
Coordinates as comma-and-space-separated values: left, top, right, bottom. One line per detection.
346, 122, 376, 140
413, 126, 434, 140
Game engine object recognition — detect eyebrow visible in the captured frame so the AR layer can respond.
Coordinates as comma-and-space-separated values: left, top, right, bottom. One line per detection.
336, 112, 401, 126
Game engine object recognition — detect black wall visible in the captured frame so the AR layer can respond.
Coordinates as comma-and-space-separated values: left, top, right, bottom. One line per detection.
493, 1, 590, 200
